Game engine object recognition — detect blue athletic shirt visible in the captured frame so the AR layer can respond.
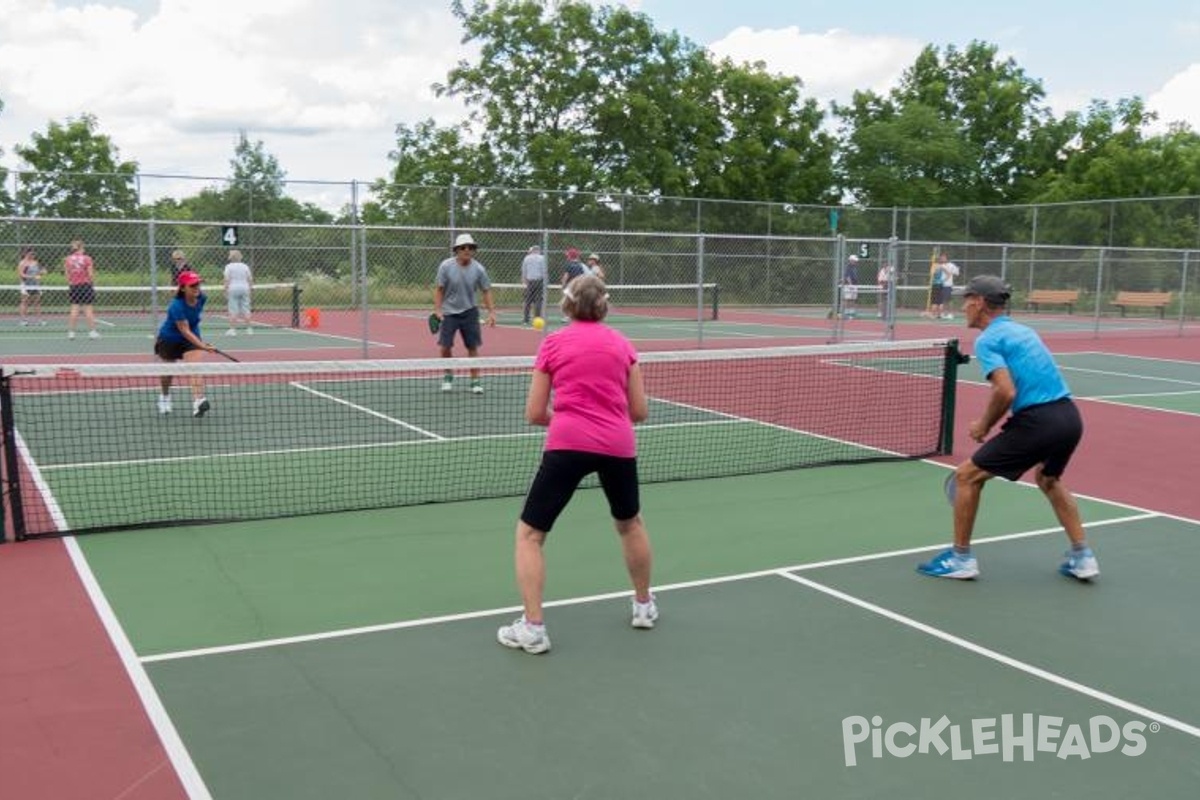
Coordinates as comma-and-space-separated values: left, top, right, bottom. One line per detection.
157, 293, 206, 343
974, 315, 1070, 412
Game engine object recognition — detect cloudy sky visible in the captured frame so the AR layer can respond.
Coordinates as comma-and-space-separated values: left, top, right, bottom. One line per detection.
0, 0, 1196, 208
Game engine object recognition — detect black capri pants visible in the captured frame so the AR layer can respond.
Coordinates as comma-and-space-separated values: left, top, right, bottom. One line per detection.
520, 449, 641, 534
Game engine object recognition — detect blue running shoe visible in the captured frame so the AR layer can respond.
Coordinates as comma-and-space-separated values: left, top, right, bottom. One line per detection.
1059, 548, 1099, 580
917, 548, 979, 579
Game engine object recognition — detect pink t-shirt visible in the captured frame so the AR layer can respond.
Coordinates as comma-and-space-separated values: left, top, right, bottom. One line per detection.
534, 321, 639, 458
65, 252, 94, 285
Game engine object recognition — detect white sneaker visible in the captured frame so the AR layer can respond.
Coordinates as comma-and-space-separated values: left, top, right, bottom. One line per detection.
157, 396, 172, 415
497, 616, 550, 654
631, 598, 659, 629
89, 329, 100, 339
244, 328, 253, 336
67, 331, 76, 340
470, 381, 484, 395
1060, 547, 1100, 580
192, 397, 211, 418
226, 328, 237, 336
441, 379, 453, 392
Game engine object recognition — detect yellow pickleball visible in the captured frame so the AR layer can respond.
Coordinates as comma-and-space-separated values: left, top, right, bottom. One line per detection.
532, 317, 545, 330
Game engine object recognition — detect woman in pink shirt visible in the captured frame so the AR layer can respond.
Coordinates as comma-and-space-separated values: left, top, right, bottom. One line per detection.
63, 239, 99, 339
498, 274, 656, 654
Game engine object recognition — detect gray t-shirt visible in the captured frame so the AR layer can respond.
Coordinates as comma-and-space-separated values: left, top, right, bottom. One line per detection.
436, 258, 492, 314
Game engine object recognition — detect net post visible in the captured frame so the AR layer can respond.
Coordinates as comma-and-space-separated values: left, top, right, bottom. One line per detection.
711, 283, 719, 321
0, 369, 27, 543
938, 339, 970, 455
291, 284, 302, 328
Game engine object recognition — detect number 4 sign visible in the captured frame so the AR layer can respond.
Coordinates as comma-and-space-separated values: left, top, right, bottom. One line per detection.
221, 225, 239, 246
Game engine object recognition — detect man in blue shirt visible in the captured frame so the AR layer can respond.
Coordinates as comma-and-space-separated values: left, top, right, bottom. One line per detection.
918, 275, 1099, 581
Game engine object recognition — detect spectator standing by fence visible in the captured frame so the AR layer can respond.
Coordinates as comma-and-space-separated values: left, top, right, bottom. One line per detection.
521, 245, 547, 326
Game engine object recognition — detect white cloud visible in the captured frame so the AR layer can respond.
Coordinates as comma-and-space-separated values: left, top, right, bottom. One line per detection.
1147, 63, 1200, 132
0, 0, 473, 196
707, 26, 922, 105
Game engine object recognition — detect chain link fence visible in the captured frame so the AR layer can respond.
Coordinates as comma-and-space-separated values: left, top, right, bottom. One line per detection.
1, 216, 1195, 352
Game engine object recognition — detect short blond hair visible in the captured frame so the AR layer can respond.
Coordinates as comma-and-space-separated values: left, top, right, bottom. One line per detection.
561, 274, 609, 321
228, 249, 243, 261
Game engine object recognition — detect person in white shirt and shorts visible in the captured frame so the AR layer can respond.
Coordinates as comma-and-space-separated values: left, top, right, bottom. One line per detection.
223, 250, 253, 335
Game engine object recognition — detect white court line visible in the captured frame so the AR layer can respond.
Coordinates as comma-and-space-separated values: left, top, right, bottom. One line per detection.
13, 430, 212, 798
140, 513, 1155, 664
289, 381, 443, 440
64, 540, 215, 799
777, 570, 1200, 740
1059, 351, 1200, 368
1092, 389, 1200, 399
1082, 397, 1200, 418
1058, 364, 1200, 387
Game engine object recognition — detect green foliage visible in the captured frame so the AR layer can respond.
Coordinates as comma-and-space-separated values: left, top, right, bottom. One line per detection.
836, 42, 1059, 209
372, 0, 835, 227
14, 114, 139, 217
0, 96, 10, 213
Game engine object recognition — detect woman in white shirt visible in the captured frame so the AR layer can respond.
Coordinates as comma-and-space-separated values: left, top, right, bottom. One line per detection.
222, 249, 253, 335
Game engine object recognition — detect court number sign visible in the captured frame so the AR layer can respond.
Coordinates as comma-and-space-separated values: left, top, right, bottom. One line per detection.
221, 225, 239, 246
857, 243, 871, 259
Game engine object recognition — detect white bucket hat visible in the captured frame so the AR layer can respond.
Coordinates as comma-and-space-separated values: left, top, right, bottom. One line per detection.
453, 233, 477, 249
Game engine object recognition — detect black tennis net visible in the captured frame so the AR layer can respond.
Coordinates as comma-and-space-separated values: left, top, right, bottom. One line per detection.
0, 338, 964, 540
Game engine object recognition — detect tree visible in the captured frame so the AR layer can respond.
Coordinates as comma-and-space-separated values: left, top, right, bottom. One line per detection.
14, 114, 139, 217
366, 119, 499, 225
0, 96, 11, 213
836, 42, 1062, 212
1032, 100, 1200, 247
382, 0, 834, 228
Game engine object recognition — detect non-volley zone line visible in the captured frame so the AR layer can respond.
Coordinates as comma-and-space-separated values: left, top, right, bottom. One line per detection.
140, 513, 1156, 664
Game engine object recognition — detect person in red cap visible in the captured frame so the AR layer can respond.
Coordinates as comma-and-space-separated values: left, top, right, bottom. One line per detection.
561, 247, 585, 287
154, 270, 217, 417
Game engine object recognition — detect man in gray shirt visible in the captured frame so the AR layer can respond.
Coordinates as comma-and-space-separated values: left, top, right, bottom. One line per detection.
434, 233, 496, 394
520, 245, 547, 325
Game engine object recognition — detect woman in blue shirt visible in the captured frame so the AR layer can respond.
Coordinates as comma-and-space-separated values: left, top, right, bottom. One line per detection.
154, 270, 216, 416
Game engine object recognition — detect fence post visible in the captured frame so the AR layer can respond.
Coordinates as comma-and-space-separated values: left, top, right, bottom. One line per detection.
1179, 251, 1190, 334
1092, 248, 1106, 338
147, 219, 159, 319
696, 234, 705, 348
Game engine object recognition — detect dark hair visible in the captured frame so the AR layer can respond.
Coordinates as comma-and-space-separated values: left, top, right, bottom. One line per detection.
560, 274, 609, 321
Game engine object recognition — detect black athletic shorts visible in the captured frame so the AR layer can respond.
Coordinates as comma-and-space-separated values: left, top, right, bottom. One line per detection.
438, 307, 482, 349
520, 449, 641, 534
68, 283, 95, 305
972, 398, 1082, 481
154, 337, 198, 361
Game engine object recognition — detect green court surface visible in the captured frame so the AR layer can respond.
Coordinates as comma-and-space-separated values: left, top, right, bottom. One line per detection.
73, 461, 1200, 799
1054, 353, 1200, 414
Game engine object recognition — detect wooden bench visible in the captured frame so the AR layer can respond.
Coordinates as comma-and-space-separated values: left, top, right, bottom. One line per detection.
1111, 291, 1172, 319
1026, 289, 1081, 314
